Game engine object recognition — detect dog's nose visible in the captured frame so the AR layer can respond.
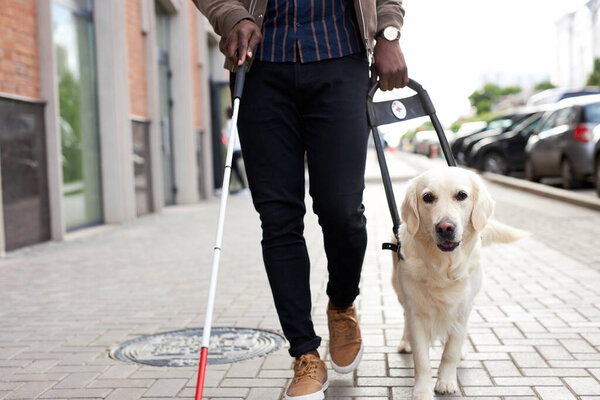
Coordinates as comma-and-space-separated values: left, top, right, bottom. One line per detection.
436, 221, 456, 238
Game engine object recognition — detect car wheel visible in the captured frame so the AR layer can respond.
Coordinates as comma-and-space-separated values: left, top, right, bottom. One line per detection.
595, 156, 600, 197
524, 158, 539, 182
561, 158, 582, 190
483, 152, 509, 175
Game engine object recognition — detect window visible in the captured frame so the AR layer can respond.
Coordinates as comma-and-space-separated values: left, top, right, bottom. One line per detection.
52, 0, 103, 229
519, 115, 542, 137
583, 103, 600, 124
538, 111, 560, 132
487, 118, 513, 130
554, 107, 576, 127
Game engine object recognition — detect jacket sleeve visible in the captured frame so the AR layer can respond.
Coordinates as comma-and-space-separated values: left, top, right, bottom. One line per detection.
191, 0, 255, 39
375, 0, 405, 33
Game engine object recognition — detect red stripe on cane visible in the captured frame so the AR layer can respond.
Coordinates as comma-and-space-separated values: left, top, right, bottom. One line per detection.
194, 347, 209, 400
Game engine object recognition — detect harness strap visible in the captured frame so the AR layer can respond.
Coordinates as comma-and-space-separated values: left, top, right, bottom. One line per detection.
382, 241, 404, 259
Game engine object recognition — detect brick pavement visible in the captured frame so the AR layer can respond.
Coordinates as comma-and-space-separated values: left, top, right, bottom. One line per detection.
0, 151, 599, 399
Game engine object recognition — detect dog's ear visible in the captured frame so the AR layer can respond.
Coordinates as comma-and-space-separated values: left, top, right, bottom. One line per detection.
470, 174, 495, 232
401, 180, 420, 236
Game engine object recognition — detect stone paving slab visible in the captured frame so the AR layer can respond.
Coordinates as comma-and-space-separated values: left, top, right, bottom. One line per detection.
0, 151, 599, 399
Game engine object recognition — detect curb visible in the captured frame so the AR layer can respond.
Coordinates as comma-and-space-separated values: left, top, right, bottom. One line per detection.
480, 171, 600, 212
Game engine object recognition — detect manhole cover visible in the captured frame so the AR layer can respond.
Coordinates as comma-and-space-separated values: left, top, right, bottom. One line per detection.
110, 327, 286, 367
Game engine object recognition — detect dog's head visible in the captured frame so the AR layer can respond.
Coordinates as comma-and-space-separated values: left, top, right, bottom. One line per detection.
401, 167, 495, 252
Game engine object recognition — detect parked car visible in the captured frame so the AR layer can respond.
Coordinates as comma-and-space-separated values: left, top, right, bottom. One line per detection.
413, 130, 439, 156
469, 112, 546, 175
461, 110, 539, 167
526, 87, 600, 107
455, 121, 487, 138
524, 95, 600, 189
452, 112, 533, 166
413, 130, 456, 157
592, 121, 600, 196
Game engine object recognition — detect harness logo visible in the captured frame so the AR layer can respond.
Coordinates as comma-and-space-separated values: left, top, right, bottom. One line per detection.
391, 100, 407, 120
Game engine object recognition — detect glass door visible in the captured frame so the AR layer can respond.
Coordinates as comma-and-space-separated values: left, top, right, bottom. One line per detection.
156, 2, 176, 205
52, 0, 103, 230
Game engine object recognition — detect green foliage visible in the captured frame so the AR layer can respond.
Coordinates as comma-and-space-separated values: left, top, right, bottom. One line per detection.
402, 121, 434, 140
499, 86, 522, 96
402, 129, 418, 140
56, 45, 82, 184
475, 99, 492, 114
450, 120, 462, 132
534, 80, 556, 91
587, 58, 600, 86
468, 82, 523, 116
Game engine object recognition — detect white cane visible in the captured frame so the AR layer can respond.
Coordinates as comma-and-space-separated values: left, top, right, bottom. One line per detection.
194, 63, 247, 400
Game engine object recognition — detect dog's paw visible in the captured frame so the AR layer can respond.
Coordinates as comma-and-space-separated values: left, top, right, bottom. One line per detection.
397, 339, 412, 353
411, 388, 433, 400
434, 378, 458, 394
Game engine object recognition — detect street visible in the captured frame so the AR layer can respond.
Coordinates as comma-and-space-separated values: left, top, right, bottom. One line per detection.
0, 150, 599, 400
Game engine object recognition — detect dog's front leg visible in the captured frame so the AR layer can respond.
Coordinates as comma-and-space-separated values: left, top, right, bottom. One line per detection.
435, 329, 465, 394
398, 312, 412, 353
409, 317, 433, 400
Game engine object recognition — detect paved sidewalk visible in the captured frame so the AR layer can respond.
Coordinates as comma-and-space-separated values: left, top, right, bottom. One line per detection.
1, 151, 600, 399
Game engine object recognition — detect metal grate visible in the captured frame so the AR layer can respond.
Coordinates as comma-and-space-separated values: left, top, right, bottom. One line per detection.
109, 327, 286, 367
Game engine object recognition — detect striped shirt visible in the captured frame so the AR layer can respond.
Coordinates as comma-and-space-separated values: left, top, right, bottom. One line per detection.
256, 0, 363, 63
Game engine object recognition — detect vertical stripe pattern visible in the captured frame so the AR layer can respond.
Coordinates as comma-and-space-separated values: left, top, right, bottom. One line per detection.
257, 0, 363, 63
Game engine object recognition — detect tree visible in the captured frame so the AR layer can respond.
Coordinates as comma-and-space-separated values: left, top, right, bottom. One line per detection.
534, 80, 556, 91
587, 58, 600, 86
468, 82, 522, 116
499, 86, 522, 96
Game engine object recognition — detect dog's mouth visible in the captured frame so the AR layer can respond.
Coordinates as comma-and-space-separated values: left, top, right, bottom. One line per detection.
437, 241, 460, 252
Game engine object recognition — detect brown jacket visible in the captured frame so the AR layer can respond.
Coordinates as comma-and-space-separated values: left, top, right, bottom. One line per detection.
192, 0, 404, 70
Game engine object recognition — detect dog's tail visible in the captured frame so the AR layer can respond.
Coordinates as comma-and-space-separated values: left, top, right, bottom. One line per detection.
482, 219, 530, 246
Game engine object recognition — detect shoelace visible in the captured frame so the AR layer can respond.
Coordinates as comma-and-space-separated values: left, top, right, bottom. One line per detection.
330, 310, 359, 341
293, 355, 320, 383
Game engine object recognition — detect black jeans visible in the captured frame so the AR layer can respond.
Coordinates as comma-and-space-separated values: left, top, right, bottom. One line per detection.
231, 151, 247, 188
233, 55, 370, 357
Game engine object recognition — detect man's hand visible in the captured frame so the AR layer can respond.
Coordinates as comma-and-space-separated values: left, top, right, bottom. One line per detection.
371, 39, 408, 91
226, 19, 262, 67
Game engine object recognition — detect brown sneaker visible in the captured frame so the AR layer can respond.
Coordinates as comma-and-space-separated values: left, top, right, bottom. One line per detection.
327, 302, 363, 373
284, 353, 328, 400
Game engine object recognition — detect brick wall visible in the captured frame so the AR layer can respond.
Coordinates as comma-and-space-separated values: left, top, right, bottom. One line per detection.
125, 0, 148, 118
0, 0, 40, 99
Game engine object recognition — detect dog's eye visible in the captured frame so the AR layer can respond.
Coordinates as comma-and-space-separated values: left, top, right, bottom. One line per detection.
455, 191, 468, 201
422, 193, 435, 203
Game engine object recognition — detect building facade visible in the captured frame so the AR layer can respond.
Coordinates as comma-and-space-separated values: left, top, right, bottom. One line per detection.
556, 0, 600, 88
0, 0, 228, 253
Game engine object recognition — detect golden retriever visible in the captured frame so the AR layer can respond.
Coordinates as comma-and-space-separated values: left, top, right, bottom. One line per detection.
391, 167, 528, 400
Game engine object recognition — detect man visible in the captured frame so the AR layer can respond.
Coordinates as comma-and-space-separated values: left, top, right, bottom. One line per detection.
193, 1, 407, 398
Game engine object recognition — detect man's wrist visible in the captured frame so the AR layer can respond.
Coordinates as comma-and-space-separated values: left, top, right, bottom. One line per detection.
379, 26, 401, 41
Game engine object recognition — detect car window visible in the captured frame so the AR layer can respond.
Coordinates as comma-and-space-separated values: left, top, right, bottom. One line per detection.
583, 103, 600, 123
519, 115, 542, 137
538, 111, 560, 132
487, 118, 512, 130
510, 113, 534, 129
554, 107, 576, 127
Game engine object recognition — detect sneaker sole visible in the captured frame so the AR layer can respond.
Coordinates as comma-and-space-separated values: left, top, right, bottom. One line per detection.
330, 342, 364, 374
283, 380, 328, 400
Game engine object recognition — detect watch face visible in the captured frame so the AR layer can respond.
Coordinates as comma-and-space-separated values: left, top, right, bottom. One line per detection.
384, 27, 399, 41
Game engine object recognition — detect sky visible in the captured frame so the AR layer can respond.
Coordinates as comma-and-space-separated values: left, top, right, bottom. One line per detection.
383, 0, 590, 126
